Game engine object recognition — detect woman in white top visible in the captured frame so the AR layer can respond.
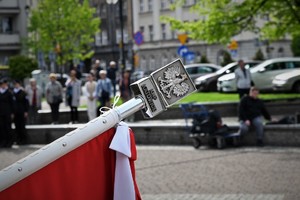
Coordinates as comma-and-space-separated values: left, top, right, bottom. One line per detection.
84, 73, 97, 121
65, 70, 81, 124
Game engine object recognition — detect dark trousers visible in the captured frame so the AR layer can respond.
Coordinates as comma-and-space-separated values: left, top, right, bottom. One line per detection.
70, 106, 78, 123
237, 88, 250, 99
111, 79, 116, 96
97, 97, 110, 116
28, 106, 39, 124
50, 103, 60, 123
0, 114, 13, 147
14, 113, 27, 145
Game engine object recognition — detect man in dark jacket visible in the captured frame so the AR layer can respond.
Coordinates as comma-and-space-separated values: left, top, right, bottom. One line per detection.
13, 80, 29, 145
0, 79, 14, 148
238, 87, 271, 146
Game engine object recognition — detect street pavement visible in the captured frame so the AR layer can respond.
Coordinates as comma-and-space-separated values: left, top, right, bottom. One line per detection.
1, 145, 300, 200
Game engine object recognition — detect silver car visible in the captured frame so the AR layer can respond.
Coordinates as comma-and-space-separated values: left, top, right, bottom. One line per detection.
217, 57, 300, 92
184, 63, 221, 81
272, 69, 300, 92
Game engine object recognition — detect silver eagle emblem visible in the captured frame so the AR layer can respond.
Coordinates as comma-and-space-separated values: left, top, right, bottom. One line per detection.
157, 65, 190, 98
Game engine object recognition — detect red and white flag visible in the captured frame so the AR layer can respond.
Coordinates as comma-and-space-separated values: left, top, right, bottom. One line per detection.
0, 122, 142, 200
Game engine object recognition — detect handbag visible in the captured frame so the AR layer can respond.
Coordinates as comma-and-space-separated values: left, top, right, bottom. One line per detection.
53, 95, 63, 104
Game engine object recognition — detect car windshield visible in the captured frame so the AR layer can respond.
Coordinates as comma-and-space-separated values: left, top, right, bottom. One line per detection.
216, 63, 237, 75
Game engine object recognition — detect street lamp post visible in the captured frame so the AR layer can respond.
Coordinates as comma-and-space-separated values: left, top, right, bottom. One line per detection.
106, 0, 126, 70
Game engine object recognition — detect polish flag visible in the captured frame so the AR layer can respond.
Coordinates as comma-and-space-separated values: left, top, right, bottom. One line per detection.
0, 122, 142, 200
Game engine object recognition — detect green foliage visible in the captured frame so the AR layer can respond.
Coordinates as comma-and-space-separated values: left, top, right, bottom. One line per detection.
221, 51, 233, 66
8, 55, 38, 80
27, 0, 100, 67
253, 49, 265, 60
291, 35, 300, 56
161, 0, 300, 44
200, 54, 210, 63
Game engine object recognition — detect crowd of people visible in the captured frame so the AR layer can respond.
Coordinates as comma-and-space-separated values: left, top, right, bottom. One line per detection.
0, 58, 274, 148
0, 59, 132, 148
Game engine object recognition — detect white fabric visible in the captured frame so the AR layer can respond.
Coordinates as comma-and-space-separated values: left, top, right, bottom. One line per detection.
109, 122, 135, 200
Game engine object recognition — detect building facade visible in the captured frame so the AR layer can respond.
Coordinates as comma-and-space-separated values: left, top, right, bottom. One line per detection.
0, 0, 293, 74
132, 0, 293, 72
0, 0, 32, 66
92, 0, 133, 71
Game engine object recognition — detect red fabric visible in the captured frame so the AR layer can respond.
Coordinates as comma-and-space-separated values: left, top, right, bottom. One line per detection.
0, 128, 142, 200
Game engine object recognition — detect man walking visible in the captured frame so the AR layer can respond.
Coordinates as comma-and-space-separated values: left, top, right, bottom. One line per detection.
235, 60, 253, 99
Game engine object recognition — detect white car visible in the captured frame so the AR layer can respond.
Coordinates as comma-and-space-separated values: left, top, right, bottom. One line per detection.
217, 57, 300, 92
184, 63, 221, 81
272, 69, 300, 92
195, 61, 260, 91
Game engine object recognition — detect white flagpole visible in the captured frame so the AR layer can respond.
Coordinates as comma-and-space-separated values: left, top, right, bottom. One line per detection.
0, 97, 144, 191
0, 59, 196, 192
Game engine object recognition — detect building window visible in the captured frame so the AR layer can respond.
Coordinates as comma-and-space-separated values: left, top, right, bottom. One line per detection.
116, 29, 121, 43
124, 30, 128, 43
0, 17, 13, 34
100, 3, 106, 17
95, 30, 108, 46
149, 56, 156, 71
139, 0, 144, 12
141, 56, 146, 70
149, 25, 153, 41
140, 26, 144, 33
161, 0, 166, 10
148, 0, 153, 12
171, 30, 176, 39
162, 54, 168, 66
161, 24, 166, 40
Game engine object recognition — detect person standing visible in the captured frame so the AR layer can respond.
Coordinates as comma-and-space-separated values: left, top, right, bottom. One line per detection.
119, 69, 132, 103
84, 73, 97, 121
96, 70, 112, 116
25, 78, 43, 124
235, 59, 253, 99
238, 87, 272, 146
46, 73, 64, 124
65, 70, 81, 124
107, 61, 118, 96
12, 80, 29, 145
0, 79, 14, 148
91, 59, 103, 80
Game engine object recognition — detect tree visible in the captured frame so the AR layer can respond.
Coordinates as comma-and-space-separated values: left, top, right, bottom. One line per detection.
253, 49, 265, 60
221, 51, 233, 66
200, 55, 210, 63
27, 0, 100, 70
291, 35, 300, 56
162, 0, 300, 44
8, 55, 38, 80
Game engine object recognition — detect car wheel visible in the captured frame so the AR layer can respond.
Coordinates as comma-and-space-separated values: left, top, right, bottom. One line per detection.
192, 138, 201, 149
216, 136, 226, 149
292, 81, 300, 93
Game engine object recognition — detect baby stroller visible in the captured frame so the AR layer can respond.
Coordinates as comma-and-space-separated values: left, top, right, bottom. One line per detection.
180, 103, 240, 149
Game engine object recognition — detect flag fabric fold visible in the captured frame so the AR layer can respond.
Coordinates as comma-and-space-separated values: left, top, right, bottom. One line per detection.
0, 123, 142, 200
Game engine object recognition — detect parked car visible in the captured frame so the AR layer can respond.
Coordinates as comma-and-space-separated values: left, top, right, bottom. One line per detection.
184, 63, 221, 81
195, 61, 261, 91
80, 73, 89, 86
55, 73, 70, 87
272, 69, 300, 92
130, 70, 149, 83
217, 57, 300, 92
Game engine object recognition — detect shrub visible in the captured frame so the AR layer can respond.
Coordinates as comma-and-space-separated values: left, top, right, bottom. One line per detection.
8, 55, 38, 80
